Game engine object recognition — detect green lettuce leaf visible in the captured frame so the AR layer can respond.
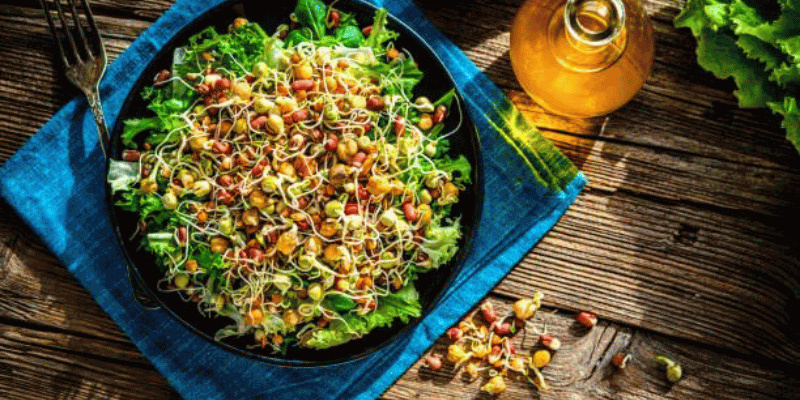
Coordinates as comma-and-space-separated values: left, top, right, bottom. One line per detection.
322, 293, 357, 312
696, 27, 779, 107
335, 25, 365, 48
421, 222, 461, 269
121, 118, 160, 148
770, 62, 800, 85
145, 232, 177, 255
675, 0, 714, 37
768, 97, 800, 151
676, 0, 800, 151
362, 8, 398, 51
705, 2, 731, 31
285, 28, 313, 47
303, 285, 421, 349
294, 0, 327, 39
437, 155, 472, 186
194, 246, 228, 271
736, 34, 785, 70
358, 56, 423, 94
107, 160, 140, 194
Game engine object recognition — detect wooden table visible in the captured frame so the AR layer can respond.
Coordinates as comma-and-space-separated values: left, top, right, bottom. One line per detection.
2, 0, 799, 398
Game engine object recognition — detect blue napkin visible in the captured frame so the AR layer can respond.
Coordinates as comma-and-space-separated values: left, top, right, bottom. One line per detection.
0, 0, 586, 398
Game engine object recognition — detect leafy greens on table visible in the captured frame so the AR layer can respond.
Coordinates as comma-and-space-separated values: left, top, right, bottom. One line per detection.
675, 0, 800, 152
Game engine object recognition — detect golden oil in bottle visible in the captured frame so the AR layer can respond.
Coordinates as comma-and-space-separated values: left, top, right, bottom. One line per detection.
510, 0, 654, 117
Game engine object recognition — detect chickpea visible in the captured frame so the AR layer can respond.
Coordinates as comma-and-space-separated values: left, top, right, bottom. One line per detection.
367, 175, 391, 196
210, 237, 229, 254
418, 114, 433, 131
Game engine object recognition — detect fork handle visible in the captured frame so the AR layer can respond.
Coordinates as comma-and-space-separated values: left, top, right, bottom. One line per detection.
84, 86, 110, 158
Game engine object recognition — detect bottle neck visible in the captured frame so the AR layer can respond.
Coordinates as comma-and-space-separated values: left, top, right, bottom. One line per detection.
548, 0, 628, 72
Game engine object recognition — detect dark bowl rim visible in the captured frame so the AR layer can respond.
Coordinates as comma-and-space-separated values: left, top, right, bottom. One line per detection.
105, 0, 485, 367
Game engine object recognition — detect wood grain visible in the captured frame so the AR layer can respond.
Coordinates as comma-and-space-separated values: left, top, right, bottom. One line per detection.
383, 302, 800, 400
0, 325, 179, 400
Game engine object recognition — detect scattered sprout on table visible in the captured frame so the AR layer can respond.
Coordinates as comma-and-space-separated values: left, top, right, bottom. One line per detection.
421, 291, 556, 394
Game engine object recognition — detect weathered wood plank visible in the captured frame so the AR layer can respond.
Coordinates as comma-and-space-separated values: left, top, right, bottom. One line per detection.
0, 205, 135, 344
382, 302, 800, 400
0, 325, 179, 400
500, 188, 800, 362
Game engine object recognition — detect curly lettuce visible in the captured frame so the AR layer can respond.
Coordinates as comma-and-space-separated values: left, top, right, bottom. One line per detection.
675, 0, 800, 152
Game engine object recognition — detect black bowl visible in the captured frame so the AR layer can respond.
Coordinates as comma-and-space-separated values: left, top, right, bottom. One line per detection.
107, 0, 483, 366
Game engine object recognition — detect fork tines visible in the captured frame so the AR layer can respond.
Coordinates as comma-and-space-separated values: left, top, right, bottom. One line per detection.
39, 0, 105, 67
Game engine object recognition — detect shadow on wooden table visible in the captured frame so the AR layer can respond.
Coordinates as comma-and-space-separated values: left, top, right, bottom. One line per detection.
0, 200, 179, 398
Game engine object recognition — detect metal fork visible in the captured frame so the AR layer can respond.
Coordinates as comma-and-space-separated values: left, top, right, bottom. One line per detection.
40, 0, 109, 158
39, 0, 160, 309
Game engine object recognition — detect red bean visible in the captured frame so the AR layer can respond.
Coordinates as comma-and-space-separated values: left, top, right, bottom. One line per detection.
216, 189, 233, 205
402, 202, 417, 222
195, 83, 211, 94
291, 79, 314, 91
433, 105, 447, 124
247, 248, 264, 263
217, 175, 233, 187
481, 303, 497, 323
494, 322, 511, 335
394, 116, 406, 136
297, 220, 310, 231
344, 203, 360, 215
424, 355, 442, 371
576, 311, 598, 328
251, 165, 264, 178
250, 115, 268, 130
350, 151, 367, 167
325, 134, 339, 152
292, 108, 309, 122
297, 197, 309, 209
177, 226, 188, 245
366, 96, 385, 111
212, 141, 231, 155
121, 150, 141, 162
327, 10, 340, 28
153, 69, 170, 86
215, 78, 231, 92
446, 327, 461, 342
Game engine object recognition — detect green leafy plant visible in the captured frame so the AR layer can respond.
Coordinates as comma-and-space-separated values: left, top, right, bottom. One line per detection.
675, 0, 800, 152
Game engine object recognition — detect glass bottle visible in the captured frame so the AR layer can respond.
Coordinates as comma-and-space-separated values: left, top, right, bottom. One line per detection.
509, 0, 654, 118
